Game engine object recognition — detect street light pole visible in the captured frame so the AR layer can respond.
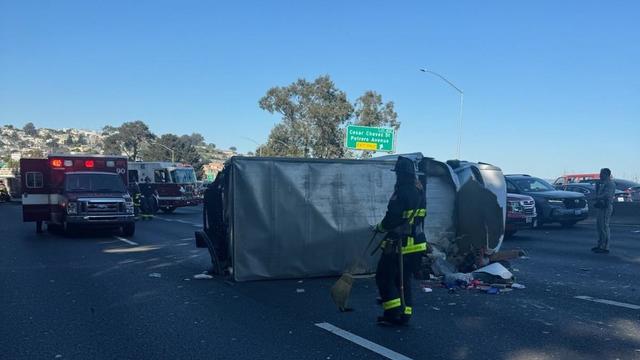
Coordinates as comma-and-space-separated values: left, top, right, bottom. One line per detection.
143, 139, 176, 162
420, 68, 464, 159
240, 136, 263, 157
155, 142, 175, 163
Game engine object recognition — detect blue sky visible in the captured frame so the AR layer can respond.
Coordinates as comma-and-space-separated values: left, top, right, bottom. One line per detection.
1, 0, 638, 179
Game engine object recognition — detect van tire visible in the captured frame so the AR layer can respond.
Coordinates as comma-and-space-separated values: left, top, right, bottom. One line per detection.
122, 223, 135, 237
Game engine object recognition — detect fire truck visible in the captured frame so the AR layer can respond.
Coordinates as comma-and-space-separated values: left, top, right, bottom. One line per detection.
20, 154, 135, 235
127, 161, 200, 213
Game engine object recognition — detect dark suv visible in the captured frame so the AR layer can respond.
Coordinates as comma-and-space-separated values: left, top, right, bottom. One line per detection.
505, 175, 589, 227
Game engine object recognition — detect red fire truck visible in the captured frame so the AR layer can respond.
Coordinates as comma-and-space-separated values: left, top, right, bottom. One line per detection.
127, 161, 200, 213
20, 154, 136, 235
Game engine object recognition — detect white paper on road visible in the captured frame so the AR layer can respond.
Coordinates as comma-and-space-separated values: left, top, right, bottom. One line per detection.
193, 274, 213, 280
473, 262, 513, 279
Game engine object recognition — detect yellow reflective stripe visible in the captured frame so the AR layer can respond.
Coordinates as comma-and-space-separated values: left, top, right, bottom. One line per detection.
402, 209, 426, 218
404, 306, 412, 315
382, 298, 402, 310
402, 242, 427, 254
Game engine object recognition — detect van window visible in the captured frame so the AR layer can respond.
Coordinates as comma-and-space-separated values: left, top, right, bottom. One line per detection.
26, 172, 44, 188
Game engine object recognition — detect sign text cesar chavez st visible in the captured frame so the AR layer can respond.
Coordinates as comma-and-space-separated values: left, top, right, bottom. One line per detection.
345, 125, 396, 153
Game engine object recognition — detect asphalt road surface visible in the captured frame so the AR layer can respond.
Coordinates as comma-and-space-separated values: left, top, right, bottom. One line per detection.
1, 201, 639, 360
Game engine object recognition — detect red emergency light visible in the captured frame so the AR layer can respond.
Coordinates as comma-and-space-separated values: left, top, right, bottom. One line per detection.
84, 160, 95, 168
51, 159, 63, 167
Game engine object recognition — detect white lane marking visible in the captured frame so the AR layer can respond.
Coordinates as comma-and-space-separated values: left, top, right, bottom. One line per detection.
155, 217, 202, 227
114, 236, 138, 246
575, 296, 640, 310
315, 322, 413, 360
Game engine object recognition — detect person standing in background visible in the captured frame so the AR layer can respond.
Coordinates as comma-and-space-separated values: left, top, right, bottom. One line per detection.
592, 168, 616, 254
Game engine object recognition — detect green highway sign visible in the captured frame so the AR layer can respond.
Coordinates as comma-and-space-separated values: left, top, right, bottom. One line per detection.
345, 125, 395, 152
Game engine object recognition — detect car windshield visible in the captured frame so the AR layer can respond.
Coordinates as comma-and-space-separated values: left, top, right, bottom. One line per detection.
513, 178, 555, 192
65, 173, 126, 193
170, 168, 196, 184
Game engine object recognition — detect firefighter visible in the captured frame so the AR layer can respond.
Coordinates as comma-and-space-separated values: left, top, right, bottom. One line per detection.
129, 182, 142, 219
139, 179, 156, 220
374, 156, 427, 326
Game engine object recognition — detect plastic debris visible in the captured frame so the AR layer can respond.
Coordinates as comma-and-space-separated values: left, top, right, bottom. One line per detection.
55, 355, 62, 359
296, 288, 305, 293
422, 287, 433, 293
512, 283, 526, 289
473, 263, 513, 280
148, 273, 162, 278
486, 287, 500, 295
193, 274, 214, 280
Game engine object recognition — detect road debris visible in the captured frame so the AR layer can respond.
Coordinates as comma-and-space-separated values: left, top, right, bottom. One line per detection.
296, 288, 305, 293
193, 274, 214, 280
422, 287, 433, 293
148, 273, 162, 278
512, 283, 526, 289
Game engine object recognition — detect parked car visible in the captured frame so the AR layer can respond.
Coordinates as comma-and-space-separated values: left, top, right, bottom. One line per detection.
578, 178, 640, 202
505, 174, 589, 227
555, 183, 631, 204
505, 193, 537, 237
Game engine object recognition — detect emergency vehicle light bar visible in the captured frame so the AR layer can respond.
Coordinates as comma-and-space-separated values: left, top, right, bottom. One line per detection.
85, 160, 95, 168
51, 159, 63, 167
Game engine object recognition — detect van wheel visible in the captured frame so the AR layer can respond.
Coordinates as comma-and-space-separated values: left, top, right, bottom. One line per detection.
122, 223, 135, 237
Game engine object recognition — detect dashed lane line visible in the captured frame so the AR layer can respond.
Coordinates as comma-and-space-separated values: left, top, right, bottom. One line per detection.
114, 236, 138, 246
315, 322, 413, 360
575, 296, 640, 310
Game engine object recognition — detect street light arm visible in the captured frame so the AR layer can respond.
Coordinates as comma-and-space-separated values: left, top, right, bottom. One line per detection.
420, 69, 464, 94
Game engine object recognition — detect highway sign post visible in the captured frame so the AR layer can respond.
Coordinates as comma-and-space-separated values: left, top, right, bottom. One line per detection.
345, 125, 395, 153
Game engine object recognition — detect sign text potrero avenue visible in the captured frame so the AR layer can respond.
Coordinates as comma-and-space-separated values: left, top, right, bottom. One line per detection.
345, 125, 395, 153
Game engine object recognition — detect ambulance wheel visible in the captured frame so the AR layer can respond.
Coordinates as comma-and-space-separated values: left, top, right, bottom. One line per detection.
122, 223, 135, 237
161, 207, 176, 214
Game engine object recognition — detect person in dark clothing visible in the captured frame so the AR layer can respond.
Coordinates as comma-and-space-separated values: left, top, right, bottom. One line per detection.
128, 182, 142, 219
374, 156, 428, 326
139, 179, 156, 220
592, 168, 616, 254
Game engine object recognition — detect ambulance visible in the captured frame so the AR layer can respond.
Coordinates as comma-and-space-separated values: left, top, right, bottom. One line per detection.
127, 161, 200, 213
20, 154, 135, 235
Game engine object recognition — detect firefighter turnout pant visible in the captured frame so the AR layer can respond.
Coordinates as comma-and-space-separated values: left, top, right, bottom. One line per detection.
375, 239, 422, 324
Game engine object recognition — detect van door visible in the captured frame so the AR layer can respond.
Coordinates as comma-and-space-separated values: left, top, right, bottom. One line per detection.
20, 158, 51, 222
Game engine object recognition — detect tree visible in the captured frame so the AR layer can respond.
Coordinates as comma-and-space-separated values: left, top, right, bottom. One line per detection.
102, 121, 154, 160
140, 133, 204, 173
77, 134, 87, 145
23, 122, 37, 136
259, 75, 353, 158
229, 146, 237, 152
353, 91, 400, 158
64, 135, 74, 146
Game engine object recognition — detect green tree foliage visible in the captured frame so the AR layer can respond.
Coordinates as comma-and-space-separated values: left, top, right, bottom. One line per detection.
23, 122, 37, 136
77, 134, 87, 145
259, 75, 354, 158
140, 133, 205, 173
64, 135, 74, 146
102, 121, 154, 160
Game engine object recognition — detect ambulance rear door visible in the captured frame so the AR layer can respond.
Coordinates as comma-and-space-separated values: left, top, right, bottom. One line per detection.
20, 158, 51, 222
